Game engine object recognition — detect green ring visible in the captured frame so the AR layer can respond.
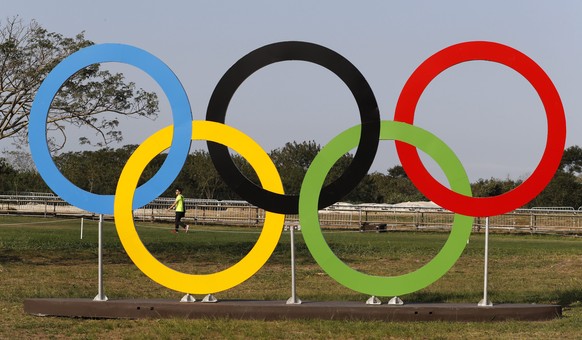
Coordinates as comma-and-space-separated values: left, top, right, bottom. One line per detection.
299, 121, 474, 297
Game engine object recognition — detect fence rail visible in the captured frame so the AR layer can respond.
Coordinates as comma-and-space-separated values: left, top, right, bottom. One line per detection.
1, 192, 582, 235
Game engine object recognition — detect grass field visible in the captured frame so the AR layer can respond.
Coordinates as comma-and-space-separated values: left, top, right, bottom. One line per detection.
1, 215, 582, 339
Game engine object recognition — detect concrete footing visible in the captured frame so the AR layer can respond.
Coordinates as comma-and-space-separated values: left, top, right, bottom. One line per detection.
24, 298, 561, 322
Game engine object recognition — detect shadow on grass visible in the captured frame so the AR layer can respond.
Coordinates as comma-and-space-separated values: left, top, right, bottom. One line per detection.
404, 290, 480, 303
557, 289, 582, 306
447, 289, 582, 306
0, 253, 22, 263
533, 289, 582, 306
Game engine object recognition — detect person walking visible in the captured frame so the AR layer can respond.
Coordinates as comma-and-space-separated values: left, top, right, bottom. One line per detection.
168, 187, 189, 233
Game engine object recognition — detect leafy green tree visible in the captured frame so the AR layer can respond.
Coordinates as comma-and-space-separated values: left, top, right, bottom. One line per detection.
343, 173, 380, 203
269, 141, 321, 195
527, 146, 582, 208
559, 145, 582, 175
168, 150, 228, 199
471, 178, 521, 198
0, 17, 158, 151
55, 148, 123, 194
168, 150, 266, 200
0, 155, 48, 193
13, 169, 48, 193
52, 145, 164, 195
0, 157, 16, 192
527, 171, 582, 208
16, 143, 582, 208
268, 140, 360, 199
370, 165, 427, 204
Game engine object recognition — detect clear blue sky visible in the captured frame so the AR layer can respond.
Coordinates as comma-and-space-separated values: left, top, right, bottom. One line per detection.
2, 1, 582, 183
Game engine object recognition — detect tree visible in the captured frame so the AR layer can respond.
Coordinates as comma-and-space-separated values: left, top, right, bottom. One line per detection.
0, 17, 159, 151
55, 147, 130, 194
343, 173, 380, 203
559, 145, 582, 175
471, 177, 521, 198
171, 150, 228, 199
2, 150, 35, 172
269, 141, 321, 195
370, 165, 427, 204
0, 154, 48, 193
269, 140, 359, 197
0, 157, 16, 192
163, 149, 254, 200
527, 171, 582, 208
527, 146, 582, 208
51, 145, 166, 195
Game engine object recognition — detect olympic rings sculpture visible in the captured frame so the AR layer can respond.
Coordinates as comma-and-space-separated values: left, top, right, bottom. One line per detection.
29, 41, 565, 296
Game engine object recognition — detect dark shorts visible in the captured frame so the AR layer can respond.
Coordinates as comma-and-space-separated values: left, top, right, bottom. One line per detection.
175, 211, 186, 228
175, 211, 185, 221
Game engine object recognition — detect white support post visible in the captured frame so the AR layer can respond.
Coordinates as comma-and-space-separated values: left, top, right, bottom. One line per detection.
388, 296, 404, 305
202, 294, 218, 303
180, 294, 196, 302
80, 217, 84, 240
286, 225, 302, 305
366, 296, 382, 305
94, 214, 108, 301
478, 216, 492, 307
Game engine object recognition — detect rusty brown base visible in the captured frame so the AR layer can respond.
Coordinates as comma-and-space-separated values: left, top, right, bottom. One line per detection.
23, 299, 561, 322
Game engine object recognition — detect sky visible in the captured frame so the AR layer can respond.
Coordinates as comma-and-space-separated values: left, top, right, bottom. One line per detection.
2, 1, 582, 185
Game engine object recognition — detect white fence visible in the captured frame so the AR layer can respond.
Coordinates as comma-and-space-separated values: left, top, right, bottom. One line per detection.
2, 192, 582, 235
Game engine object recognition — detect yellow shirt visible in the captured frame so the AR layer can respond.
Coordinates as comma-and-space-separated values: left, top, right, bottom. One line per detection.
175, 194, 185, 212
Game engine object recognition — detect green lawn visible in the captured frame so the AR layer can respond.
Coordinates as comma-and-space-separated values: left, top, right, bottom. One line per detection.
1, 215, 582, 339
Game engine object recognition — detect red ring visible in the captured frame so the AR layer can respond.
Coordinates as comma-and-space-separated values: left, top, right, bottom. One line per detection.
394, 41, 566, 217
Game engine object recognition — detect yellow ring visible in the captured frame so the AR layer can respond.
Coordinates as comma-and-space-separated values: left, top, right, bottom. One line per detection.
114, 121, 285, 294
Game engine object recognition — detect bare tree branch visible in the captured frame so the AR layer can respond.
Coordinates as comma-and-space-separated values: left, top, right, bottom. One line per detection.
0, 16, 159, 151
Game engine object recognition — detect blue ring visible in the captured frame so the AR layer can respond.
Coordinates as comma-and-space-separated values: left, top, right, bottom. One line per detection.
29, 44, 192, 214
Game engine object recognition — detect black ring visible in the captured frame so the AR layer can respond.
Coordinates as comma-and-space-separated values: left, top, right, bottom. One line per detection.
206, 41, 380, 214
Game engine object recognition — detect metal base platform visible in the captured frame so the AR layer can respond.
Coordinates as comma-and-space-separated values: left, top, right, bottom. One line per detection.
24, 299, 561, 322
